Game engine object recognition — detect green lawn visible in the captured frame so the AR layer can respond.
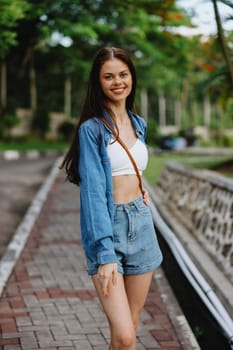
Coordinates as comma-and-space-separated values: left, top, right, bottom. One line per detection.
0, 140, 68, 152
144, 152, 233, 186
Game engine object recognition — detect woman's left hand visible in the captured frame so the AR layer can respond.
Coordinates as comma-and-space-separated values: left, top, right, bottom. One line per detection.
97, 263, 118, 297
143, 188, 150, 206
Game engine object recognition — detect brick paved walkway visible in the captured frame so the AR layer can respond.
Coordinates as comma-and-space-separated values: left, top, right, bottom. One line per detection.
0, 172, 185, 350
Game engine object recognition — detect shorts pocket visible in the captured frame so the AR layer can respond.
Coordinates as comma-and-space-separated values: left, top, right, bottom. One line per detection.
135, 200, 151, 216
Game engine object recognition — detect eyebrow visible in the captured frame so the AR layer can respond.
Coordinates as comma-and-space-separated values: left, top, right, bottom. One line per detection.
103, 69, 129, 75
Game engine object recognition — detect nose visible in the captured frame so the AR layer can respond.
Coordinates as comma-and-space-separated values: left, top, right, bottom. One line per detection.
113, 75, 122, 85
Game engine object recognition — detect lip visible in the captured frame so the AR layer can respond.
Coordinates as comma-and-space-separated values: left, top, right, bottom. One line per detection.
111, 87, 125, 94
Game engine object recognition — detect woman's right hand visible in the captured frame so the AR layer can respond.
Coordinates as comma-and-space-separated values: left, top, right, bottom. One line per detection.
97, 263, 118, 297
142, 188, 150, 206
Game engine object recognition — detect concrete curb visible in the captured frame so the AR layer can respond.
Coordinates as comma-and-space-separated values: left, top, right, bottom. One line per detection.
145, 179, 201, 350
0, 150, 64, 161
0, 156, 62, 296
154, 269, 201, 350
172, 147, 233, 156
150, 147, 233, 156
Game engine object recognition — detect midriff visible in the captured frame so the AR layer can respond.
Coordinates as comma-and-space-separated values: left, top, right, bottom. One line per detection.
112, 174, 142, 204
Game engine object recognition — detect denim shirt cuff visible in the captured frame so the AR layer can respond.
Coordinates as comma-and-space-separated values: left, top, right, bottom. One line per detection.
97, 250, 118, 265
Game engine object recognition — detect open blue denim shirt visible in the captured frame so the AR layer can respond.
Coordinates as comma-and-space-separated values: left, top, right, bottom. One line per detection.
78, 109, 147, 265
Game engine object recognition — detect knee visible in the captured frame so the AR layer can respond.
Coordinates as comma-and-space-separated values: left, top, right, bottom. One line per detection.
120, 331, 134, 347
114, 328, 135, 349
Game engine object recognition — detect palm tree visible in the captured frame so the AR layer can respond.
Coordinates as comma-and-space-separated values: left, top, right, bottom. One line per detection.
211, 0, 233, 85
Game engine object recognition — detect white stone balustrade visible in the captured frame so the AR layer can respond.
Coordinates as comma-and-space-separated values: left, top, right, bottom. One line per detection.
155, 162, 233, 282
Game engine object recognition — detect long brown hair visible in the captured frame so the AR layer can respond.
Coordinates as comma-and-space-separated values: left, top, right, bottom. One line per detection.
60, 46, 137, 185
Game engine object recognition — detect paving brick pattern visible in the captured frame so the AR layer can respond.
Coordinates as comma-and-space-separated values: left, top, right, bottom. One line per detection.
0, 174, 182, 350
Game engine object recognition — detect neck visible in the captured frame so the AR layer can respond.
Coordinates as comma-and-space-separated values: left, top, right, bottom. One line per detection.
107, 101, 128, 124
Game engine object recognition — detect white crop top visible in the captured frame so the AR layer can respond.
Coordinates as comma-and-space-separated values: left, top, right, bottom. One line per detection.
107, 138, 148, 176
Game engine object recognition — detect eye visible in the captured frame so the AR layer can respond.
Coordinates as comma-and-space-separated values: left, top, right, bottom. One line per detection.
120, 72, 128, 78
104, 75, 112, 80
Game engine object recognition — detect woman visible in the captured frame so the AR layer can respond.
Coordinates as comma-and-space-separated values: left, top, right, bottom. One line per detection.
61, 46, 163, 350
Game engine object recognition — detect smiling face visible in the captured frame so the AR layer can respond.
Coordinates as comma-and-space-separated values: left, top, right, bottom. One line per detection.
99, 58, 133, 105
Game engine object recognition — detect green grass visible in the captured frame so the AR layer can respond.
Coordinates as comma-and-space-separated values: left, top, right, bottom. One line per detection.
144, 152, 233, 186
0, 140, 68, 152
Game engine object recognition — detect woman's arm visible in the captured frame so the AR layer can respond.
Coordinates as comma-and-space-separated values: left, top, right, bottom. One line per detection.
78, 122, 117, 265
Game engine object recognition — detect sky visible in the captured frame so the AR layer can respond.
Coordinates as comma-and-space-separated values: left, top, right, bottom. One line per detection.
177, 0, 233, 36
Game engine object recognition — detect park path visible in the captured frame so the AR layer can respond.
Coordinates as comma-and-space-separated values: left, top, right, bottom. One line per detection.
0, 164, 196, 350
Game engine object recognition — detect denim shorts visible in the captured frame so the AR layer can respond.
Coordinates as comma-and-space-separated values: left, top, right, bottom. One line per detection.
86, 196, 163, 275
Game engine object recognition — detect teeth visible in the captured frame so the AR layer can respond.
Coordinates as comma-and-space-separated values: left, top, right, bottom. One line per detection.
112, 88, 124, 92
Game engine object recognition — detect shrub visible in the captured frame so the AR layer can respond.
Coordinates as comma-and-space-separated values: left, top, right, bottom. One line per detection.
0, 113, 19, 139
222, 135, 233, 147
32, 107, 50, 138
147, 120, 161, 146
58, 120, 75, 141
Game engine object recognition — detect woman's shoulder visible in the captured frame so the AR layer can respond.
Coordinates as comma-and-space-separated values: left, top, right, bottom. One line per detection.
78, 117, 102, 143
79, 117, 101, 130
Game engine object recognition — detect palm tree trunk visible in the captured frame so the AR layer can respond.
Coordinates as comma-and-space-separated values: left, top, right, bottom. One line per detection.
158, 92, 166, 127
64, 76, 72, 118
174, 98, 182, 128
203, 95, 211, 127
1, 61, 7, 111
30, 59, 37, 111
212, 0, 233, 85
140, 88, 148, 121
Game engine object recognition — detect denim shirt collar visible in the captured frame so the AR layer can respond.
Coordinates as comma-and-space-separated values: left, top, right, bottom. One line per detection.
102, 109, 144, 138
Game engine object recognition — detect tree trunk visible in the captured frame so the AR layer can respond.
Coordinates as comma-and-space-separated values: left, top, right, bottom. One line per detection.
64, 76, 72, 118
212, 0, 233, 85
30, 60, 37, 111
158, 93, 166, 127
203, 95, 211, 127
181, 76, 189, 113
140, 88, 148, 120
1, 61, 7, 111
174, 98, 182, 128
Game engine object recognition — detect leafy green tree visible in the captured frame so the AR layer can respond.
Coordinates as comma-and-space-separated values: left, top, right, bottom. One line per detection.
0, 0, 29, 59
7, 0, 193, 118
0, 0, 29, 113
3, 0, 231, 139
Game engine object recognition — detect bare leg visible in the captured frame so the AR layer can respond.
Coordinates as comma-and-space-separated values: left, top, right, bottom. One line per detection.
124, 271, 154, 332
92, 273, 136, 350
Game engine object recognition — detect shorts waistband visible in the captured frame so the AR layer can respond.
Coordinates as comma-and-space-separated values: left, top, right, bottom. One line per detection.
114, 195, 143, 209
